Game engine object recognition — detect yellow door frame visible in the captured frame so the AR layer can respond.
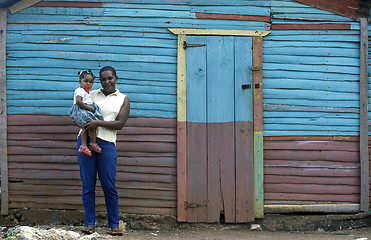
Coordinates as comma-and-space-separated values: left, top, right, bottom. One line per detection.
169, 28, 270, 221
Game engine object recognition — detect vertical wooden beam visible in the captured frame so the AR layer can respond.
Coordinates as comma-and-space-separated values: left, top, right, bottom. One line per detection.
252, 36, 264, 218
0, 8, 8, 215
359, 17, 369, 212
176, 34, 187, 222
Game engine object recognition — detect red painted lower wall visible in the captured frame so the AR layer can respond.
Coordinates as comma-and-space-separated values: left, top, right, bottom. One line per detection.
6, 114, 369, 215
7, 114, 177, 215
264, 136, 361, 205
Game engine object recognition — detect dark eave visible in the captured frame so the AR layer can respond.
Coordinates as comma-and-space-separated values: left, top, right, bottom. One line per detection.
0, 0, 22, 8
293, 0, 362, 20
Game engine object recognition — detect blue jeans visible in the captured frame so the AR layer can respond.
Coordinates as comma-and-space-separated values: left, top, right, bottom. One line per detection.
77, 137, 119, 227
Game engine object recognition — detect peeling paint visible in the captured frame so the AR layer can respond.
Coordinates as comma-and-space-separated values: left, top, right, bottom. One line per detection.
34, 37, 72, 44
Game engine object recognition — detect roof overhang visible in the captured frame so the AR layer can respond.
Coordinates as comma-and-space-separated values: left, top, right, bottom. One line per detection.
0, 0, 21, 8
293, 0, 364, 20
0, 0, 42, 13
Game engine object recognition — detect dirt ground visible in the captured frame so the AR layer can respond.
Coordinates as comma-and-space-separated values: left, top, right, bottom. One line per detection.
74, 224, 371, 240
1, 209, 370, 240
10, 224, 368, 240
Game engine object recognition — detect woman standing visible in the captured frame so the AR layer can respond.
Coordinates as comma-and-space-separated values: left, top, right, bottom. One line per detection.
77, 66, 130, 236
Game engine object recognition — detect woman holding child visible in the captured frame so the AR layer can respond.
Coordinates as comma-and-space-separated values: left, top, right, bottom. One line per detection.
74, 66, 130, 236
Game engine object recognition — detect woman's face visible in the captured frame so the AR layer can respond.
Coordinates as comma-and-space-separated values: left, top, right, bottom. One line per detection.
100, 70, 117, 95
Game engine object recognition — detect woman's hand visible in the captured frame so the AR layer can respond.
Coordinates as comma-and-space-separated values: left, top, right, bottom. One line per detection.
83, 119, 100, 131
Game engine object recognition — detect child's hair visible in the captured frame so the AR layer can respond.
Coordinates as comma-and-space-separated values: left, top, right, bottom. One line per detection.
78, 70, 95, 81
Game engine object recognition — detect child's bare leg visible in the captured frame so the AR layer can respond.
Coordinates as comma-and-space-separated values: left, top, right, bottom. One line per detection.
80, 129, 88, 146
89, 130, 97, 143
88, 130, 102, 153
78, 129, 92, 156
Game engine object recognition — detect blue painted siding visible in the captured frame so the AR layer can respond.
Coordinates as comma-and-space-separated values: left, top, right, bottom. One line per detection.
6, 1, 269, 118
5, 0, 366, 136
264, 2, 360, 136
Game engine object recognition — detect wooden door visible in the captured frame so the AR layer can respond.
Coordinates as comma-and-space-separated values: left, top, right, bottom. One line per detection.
186, 36, 254, 223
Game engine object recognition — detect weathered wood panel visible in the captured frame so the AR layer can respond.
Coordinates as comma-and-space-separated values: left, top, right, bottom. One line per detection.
185, 37, 207, 223
271, 23, 351, 30
5, 1, 269, 120
264, 136, 360, 206
369, 137, 371, 209
4, 0, 369, 216
184, 35, 254, 222
0, 8, 9, 215
265, 2, 359, 137
7, 114, 176, 215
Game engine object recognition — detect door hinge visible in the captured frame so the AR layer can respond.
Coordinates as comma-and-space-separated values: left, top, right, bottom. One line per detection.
185, 202, 207, 210
183, 41, 206, 49
251, 65, 260, 71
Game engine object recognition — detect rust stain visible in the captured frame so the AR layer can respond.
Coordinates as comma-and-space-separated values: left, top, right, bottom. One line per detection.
195, 12, 270, 22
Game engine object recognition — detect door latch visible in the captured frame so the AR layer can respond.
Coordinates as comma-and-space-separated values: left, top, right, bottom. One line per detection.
183, 41, 206, 49
185, 202, 207, 209
241, 84, 251, 89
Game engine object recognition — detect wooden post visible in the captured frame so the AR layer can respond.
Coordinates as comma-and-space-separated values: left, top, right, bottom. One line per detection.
359, 17, 369, 212
176, 34, 187, 222
252, 36, 264, 218
0, 8, 9, 215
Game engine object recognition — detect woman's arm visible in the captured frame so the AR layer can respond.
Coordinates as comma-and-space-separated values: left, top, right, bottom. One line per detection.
84, 96, 130, 131
76, 95, 95, 113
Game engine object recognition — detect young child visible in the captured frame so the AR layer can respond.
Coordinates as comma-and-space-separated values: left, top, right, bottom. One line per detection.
69, 70, 103, 156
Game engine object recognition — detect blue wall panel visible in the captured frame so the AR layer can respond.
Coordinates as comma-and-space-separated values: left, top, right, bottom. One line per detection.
6, 0, 268, 118
5, 0, 364, 136
264, 4, 360, 136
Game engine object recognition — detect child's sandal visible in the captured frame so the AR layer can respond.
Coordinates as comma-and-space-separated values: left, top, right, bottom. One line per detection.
78, 145, 92, 157
89, 142, 102, 153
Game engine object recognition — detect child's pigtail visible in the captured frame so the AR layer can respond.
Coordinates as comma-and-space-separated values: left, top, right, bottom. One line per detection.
78, 70, 95, 80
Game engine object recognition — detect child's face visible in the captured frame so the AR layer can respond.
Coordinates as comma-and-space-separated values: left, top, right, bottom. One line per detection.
80, 75, 94, 92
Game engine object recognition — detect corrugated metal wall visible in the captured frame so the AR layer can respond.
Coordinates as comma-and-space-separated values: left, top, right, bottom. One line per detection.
263, 1, 362, 207
5, 0, 368, 214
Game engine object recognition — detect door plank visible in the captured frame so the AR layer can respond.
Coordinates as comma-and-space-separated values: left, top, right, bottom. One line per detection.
185, 35, 254, 223
186, 36, 208, 222
207, 36, 236, 223
234, 37, 254, 222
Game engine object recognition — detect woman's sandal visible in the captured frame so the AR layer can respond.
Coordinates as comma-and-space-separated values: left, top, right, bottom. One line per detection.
81, 225, 95, 235
108, 226, 123, 236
